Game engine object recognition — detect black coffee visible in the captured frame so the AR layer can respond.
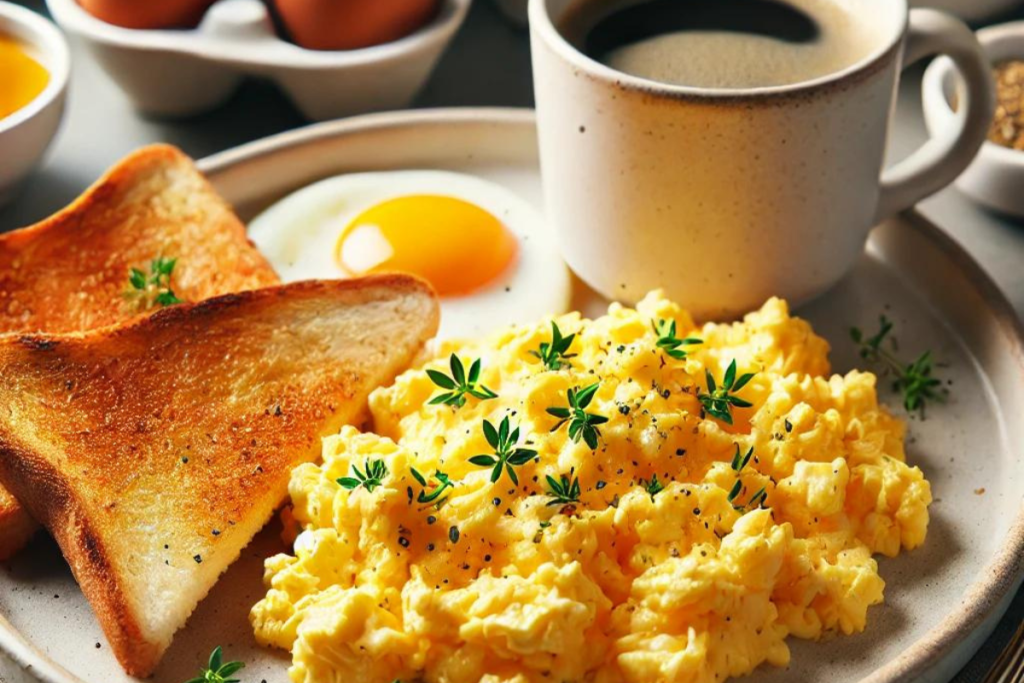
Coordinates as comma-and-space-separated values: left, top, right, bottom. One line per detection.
566, 0, 878, 89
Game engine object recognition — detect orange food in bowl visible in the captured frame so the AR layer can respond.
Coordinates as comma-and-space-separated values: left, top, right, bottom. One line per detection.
0, 36, 50, 120
78, 0, 217, 29
273, 0, 441, 51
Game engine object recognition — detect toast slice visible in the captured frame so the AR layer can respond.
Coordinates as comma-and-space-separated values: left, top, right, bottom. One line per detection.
0, 276, 438, 676
0, 144, 280, 560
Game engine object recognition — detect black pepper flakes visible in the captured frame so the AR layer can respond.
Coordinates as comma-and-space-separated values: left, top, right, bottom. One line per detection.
193, 555, 203, 564
596, 480, 607, 490
427, 515, 437, 525
492, 497, 502, 506
449, 526, 460, 544
398, 537, 410, 548
784, 418, 793, 432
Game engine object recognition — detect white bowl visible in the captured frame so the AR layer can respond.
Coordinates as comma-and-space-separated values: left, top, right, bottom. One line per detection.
924, 21, 1024, 218
46, 0, 471, 121
0, 2, 69, 209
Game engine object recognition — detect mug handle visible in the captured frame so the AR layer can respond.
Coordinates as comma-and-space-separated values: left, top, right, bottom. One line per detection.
875, 8, 994, 221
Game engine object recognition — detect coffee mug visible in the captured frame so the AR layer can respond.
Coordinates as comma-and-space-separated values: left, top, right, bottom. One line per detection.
530, 0, 994, 319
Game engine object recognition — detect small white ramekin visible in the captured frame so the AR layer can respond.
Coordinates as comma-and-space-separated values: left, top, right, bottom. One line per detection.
924, 21, 1024, 218
0, 2, 69, 208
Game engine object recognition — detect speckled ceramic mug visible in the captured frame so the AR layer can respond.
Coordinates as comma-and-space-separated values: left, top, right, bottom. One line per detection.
530, 0, 994, 319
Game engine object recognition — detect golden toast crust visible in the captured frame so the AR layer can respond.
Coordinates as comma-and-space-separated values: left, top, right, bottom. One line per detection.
0, 144, 280, 561
0, 277, 438, 676
0, 143, 278, 333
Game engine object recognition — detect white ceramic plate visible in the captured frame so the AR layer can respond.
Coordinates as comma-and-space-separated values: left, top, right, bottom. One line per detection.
1, 109, 1022, 683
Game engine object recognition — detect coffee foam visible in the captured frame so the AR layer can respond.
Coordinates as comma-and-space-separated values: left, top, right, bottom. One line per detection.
572, 0, 891, 89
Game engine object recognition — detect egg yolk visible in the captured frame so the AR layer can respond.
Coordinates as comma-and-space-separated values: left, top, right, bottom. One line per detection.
336, 195, 517, 297
0, 36, 49, 121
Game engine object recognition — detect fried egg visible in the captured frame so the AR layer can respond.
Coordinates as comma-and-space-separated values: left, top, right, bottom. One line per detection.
249, 171, 571, 339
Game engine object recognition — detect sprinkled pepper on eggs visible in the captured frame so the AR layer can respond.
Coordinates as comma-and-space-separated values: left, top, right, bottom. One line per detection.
252, 293, 932, 683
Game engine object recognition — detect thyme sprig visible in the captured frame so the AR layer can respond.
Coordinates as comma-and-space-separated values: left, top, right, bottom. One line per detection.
337, 459, 389, 493
653, 319, 703, 360
184, 646, 244, 683
545, 472, 581, 507
547, 382, 609, 449
851, 316, 946, 414
733, 486, 768, 512
126, 256, 182, 308
410, 468, 454, 505
427, 354, 498, 408
640, 473, 665, 499
698, 360, 755, 425
727, 444, 756, 504
530, 321, 578, 370
468, 416, 538, 485
731, 444, 754, 472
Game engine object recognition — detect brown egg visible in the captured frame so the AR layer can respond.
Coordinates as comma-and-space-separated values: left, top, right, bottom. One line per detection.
78, 0, 218, 29
273, 0, 441, 51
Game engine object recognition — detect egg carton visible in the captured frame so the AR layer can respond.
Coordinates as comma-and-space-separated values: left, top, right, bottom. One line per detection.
45, 0, 472, 121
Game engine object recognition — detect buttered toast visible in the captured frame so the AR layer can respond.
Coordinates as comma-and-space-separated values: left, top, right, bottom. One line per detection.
0, 144, 279, 560
0, 276, 438, 676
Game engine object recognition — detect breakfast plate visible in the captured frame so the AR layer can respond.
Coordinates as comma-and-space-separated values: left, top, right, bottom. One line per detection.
0, 108, 1022, 683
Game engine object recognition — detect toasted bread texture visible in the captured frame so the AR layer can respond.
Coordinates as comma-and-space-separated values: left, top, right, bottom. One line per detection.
0, 143, 278, 332
0, 144, 279, 561
0, 486, 36, 560
0, 276, 438, 676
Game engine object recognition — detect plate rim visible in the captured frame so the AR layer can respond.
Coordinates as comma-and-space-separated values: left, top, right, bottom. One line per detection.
1, 107, 1022, 683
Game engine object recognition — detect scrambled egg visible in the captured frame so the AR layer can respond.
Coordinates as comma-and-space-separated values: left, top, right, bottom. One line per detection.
251, 294, 932, 683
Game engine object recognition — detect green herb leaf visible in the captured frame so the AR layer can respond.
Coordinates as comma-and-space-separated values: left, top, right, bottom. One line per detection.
187, 646, 244, 683
640, 473, 665, 499
410, 467, 454, 505
428, 354, 498, 408
125, 256, 183, 309
727, 479, 743, 503
730, 444, 754, 472
337, 459, 389, 493
545, 472, 582, 507
547, 382, 608, 450
129, 268, 147, 291
530, 321, 578, 370
737, 485, 770, 511
851, 316, 947, 415
698, 360, 756, 425
653, 319, 703, 360
468, 415, 538, 485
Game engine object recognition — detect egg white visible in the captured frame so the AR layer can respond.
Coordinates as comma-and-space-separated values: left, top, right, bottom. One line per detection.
249, 170, 572, 340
